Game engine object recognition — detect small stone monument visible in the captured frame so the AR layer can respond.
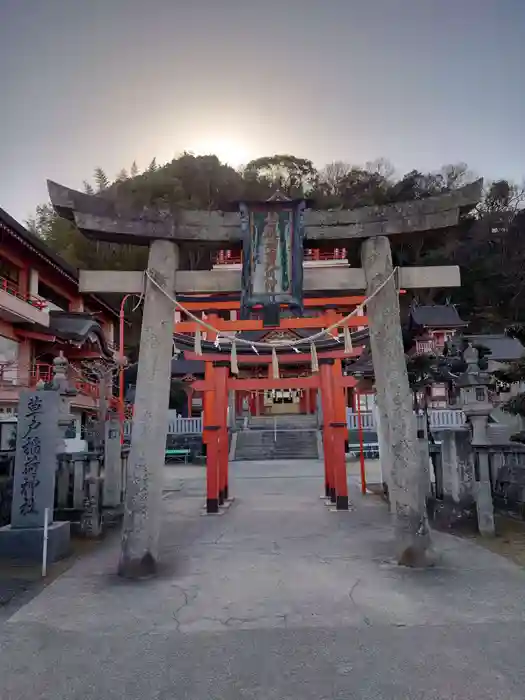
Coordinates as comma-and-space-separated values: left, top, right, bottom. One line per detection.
103, 413, 123, 508
0, 385, 71, 561
457, 343, 496, 536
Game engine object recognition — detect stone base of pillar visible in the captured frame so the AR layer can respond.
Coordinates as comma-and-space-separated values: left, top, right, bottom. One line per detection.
336, 495, 349, 511
394, 508, 434, 567
427, 495, 477, 533
475, 482, 496, 536
0, 521, 70, 563
118, 551, 157, 579
207, 498, 219, 514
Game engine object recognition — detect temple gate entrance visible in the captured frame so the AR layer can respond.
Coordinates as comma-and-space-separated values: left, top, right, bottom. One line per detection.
47, 177, 482, 576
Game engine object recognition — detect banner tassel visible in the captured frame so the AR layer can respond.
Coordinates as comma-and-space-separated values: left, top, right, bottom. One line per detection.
344, 324, 353, 354
310, 341, 319, 373
194, 328, 203, 356
230, 339, 239, 374
272, 347, 280, 379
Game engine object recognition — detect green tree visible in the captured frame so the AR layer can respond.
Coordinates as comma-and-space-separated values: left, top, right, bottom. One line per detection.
94, 167, 110, 192
115, 168, 128, 182
27, 151, 525, 333
493, 325, 525, 443
243, 154, 318, 197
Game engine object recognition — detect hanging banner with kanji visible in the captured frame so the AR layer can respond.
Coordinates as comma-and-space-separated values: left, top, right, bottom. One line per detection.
239, 197, 306, 325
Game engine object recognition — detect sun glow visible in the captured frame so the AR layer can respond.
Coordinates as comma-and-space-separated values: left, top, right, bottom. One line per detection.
188, 137, 251, 168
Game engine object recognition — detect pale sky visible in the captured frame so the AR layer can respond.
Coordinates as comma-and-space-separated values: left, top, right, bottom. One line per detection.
1, 0, 524, 222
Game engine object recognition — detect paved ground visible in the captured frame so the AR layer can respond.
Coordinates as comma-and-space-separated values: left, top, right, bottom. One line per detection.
2, 459, 525, 699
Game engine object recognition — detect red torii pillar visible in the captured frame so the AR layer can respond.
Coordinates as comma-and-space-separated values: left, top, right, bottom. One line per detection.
319, 360, 336, 502
319, 358, 349, 510
202, 314, 225, 513
214, 361, 230, 503
325, 308, 350, 506
203, 361, 220, 513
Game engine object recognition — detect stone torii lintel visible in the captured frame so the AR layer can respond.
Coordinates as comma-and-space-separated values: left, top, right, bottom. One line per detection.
78, 265, 461, 296
47, 179, 483, 246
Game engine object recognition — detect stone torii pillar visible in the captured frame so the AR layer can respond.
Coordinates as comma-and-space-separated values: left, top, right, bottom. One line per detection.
361, 237, 431, 565
119, 240, 178, 577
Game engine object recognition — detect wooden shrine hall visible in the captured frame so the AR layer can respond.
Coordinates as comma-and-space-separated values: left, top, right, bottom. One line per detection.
46, 178, 483, 576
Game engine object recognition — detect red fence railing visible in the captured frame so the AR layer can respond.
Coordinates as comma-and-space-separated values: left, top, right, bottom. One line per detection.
0, 277, 47, 310
213, 249, 348, 265
0, 363, 101, 401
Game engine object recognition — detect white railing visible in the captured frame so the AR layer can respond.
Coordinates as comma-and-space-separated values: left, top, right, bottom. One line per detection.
167, 415, 203, 435
346, 408, 466, 431
415, 340, 435, 353
429, 409, 466, 429
346, 411, 377, 431
123, 412, 203, 438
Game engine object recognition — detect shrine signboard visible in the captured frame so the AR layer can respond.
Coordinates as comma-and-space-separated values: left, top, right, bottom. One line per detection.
239, 197, 306, 325
11, 390, 61, 529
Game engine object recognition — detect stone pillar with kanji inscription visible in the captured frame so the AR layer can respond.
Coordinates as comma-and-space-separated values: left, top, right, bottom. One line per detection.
0, 387, 71, 562
118, 240, 179, 578
361, 236, 433, 566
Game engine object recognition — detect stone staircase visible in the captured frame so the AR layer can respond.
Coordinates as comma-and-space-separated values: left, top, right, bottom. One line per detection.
233, 414, 320, 461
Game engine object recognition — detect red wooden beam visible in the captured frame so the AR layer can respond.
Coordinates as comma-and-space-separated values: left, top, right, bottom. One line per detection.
192, 374, 357, 392
15, 329, 56, 342
175, 315, 368, 333
193, 376, 319, 391
228, 377, 320, 390
184, 348, 362, 364
179, 295, 368, 311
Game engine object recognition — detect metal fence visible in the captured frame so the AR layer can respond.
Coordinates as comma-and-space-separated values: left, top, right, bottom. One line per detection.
346, 408, 466, 431
123, 412, 203, 438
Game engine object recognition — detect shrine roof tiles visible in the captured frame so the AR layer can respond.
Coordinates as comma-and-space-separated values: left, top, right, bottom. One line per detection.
466, 334, 525, 362
409, 304, 466, 329
17, 311, 114, 357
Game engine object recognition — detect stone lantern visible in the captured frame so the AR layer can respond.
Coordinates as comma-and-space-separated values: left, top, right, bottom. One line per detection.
456, 343, 495, 535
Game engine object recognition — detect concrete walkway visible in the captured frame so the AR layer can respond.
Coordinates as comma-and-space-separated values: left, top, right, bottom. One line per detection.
2, 459, 525, 698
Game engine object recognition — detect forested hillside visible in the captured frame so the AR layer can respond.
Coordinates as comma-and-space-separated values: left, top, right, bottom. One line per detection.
27, 153, 525, 335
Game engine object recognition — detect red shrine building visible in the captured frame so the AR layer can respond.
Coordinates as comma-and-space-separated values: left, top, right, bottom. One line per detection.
167, 246, 369, 418
0, 207, 119, 430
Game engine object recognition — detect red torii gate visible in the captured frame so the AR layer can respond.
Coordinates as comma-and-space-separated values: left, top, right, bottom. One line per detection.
191, 356, 358, 513
172, 300, 371, 513
187, 351, 358, 513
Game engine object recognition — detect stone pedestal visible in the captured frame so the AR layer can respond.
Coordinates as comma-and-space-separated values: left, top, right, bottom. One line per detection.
457, 345, 496, 536
103, 417, 122, 508
427, 430, 477, 531
0, 521, 70, 563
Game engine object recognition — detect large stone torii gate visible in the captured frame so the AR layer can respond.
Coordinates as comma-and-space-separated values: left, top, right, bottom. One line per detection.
48, 178, 483, 577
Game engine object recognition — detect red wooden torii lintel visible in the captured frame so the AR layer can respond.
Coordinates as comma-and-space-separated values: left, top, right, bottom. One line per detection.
184, 348, 362, 365
174, 314, 368, 333
192, 373, 358, 392
178, 295, 370, 311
